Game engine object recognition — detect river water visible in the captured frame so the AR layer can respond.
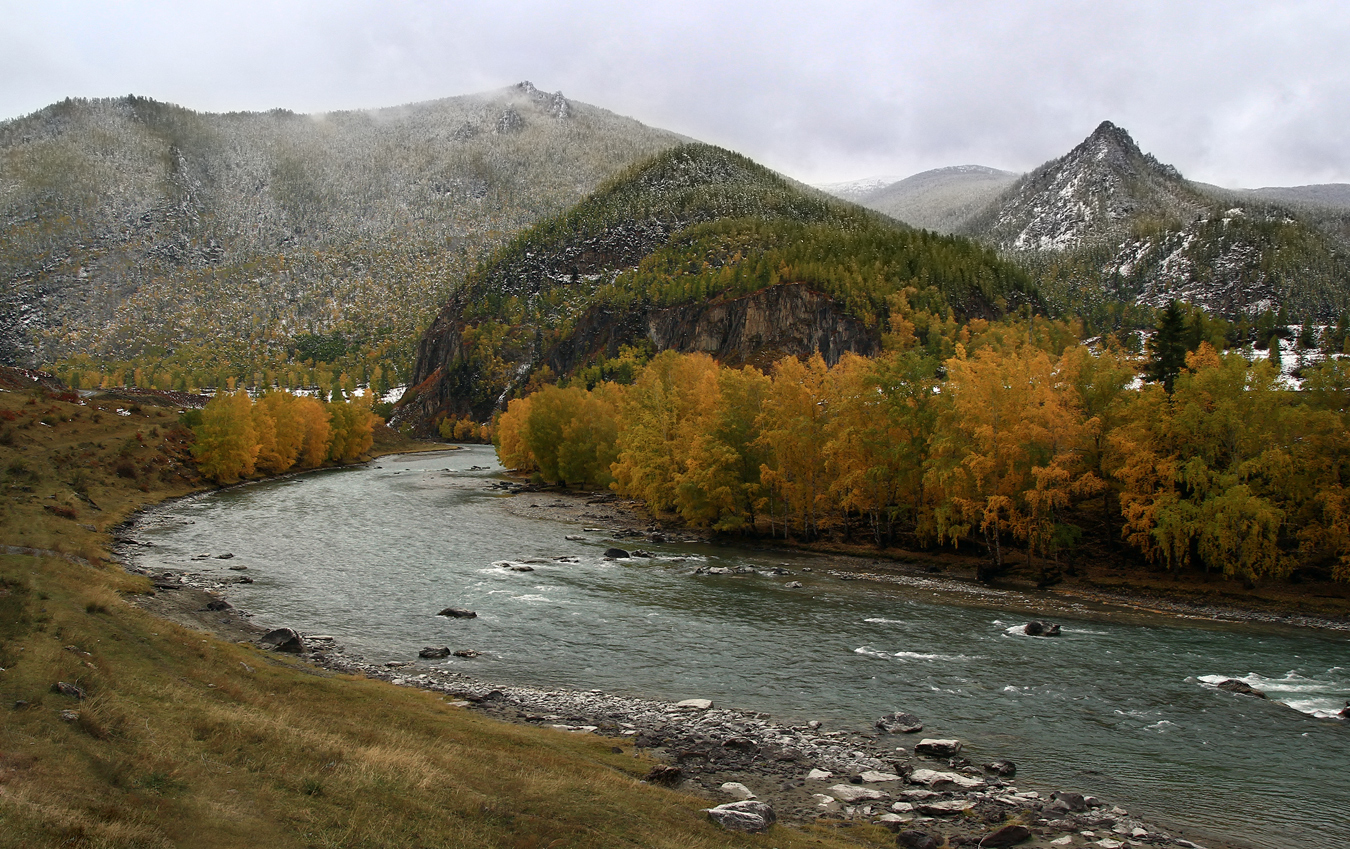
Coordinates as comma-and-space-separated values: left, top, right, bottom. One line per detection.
130, 447, 1350, 849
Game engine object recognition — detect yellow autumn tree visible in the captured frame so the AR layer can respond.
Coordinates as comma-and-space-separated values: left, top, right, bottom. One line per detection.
192, 391, 259, 484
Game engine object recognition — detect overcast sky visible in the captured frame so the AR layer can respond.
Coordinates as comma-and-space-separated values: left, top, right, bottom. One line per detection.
3, 0, 1347, 188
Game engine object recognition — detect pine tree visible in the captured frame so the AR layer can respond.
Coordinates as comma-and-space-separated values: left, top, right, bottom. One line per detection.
1146, 301, 1189, 392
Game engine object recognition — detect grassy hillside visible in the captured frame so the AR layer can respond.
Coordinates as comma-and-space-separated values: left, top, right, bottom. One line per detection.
0, 371, 887, 849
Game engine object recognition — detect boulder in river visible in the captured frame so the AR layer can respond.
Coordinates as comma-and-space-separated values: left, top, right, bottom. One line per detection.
437, 607, 477, 618
1023, 620, 1061, 636
260, 627, 305, 653
875, 711, 924, 734
913, 738, 962, 758
603, 547, 630, 559
1339, 702, 1350, 719
452, 649, 480, 658
1216, 679, 1266, 698
703, 799, 775, 833
983, 759, 1017, 777
418, 646, 451, 659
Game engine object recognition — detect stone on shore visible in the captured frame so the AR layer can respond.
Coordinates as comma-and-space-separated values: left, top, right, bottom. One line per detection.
914, 738, 962, 757
259, 627, 305, 653
675, 698, 712, 710
1216, 678, 1266, 698
720, 781, 756, 799
984, 760, 1017, 777
828, 783, 889, 802
917, 799, 973, 816
909, 768, 983, 789
807, 768, 833, 779
643, 764, 682, 785
437, 607, 477, 618
978, 823, 1033, 847
876, 711, 924, 734
704, 800, 775, 833
860, 770, 903, 782
418, 646, 451, 659
895, 831, 940, 849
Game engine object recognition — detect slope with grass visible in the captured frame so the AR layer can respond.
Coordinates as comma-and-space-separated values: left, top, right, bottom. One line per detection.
403, 144, 1036, 427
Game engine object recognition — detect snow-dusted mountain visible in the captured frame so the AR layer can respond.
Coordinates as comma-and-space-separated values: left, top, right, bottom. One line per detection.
962, 122, 1350, 321
814, 175, 907, 202
0, 83, 686, 368
847, 165, 1020, 234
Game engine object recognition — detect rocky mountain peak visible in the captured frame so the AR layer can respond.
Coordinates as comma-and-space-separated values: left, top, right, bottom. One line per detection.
973, 121, 1196, 252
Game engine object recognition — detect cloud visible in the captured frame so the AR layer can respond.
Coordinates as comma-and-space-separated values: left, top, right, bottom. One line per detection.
2, 0, 1347, 186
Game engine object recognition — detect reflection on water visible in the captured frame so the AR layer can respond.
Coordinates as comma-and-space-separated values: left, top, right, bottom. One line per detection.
131, 447, 1350, 849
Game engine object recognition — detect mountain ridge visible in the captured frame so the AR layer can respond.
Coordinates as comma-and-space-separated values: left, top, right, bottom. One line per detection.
0, 83, 687, 378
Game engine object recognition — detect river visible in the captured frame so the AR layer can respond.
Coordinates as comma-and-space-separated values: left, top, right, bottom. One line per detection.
129, 446, 1350, 849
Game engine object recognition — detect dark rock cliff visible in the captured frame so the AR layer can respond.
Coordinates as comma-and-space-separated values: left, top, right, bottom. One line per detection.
400, 283, 880, 429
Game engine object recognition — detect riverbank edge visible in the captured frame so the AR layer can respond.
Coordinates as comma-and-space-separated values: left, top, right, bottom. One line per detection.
500, 483, 1350, 635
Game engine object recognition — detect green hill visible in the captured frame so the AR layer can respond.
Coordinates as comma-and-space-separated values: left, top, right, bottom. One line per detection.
401, 144, 1036, 428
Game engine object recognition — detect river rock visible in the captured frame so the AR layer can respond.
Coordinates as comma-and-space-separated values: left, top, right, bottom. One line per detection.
564, 534, 585, 541
452, 649, 480, 658
807, 768, 832, 779
703, 800, 775, 833
1048, 791, 1088, 813
1339, 702, 1350, 719
259, 627, 305, 653
418, 646, 451, 659
828, 783, 889, 802
917, 799, 973, 816
1217, 679, 1266, 698
437, 607, 477, 618
908, 768, 982, 789
983, 760, 1017, 777
978, 823, 1033, 847
876, 711, 924, 734
785, 581, 803, 588
720, 781, 756, 799
604, 547, 630, 559
204, 598, 232, 611
895, 831, 939, 849
675, 698, 712, 710
1023, 620, 1061, 636
914, 738, 962, 757
860, 770, 903, 782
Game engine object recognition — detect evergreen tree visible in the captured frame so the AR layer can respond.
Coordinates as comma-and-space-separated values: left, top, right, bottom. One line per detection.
1146, 301, 1189, 392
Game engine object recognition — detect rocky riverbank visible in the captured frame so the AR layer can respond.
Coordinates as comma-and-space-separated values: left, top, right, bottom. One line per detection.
120, 557, 1239, 849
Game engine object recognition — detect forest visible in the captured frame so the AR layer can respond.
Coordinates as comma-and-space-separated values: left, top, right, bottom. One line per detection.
492, 301, 1350, 586
188, 391, 380, 484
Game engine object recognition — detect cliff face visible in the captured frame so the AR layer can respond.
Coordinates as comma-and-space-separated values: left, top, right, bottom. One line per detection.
402, 283, 879, 428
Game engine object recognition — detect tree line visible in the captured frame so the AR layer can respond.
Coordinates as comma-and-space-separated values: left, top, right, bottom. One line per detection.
188, 391, 380, 484
494, 312, 1350, 586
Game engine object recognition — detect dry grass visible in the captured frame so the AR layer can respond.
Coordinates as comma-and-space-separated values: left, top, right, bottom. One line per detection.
0, 383, 880, 849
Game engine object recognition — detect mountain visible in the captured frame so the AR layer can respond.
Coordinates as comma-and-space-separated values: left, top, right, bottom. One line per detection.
961, 122, 1350, 323
0, 83, 685, 378
814, 175, 907, 203
401, 144, 1035, 429
832, 165, 1020, 234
